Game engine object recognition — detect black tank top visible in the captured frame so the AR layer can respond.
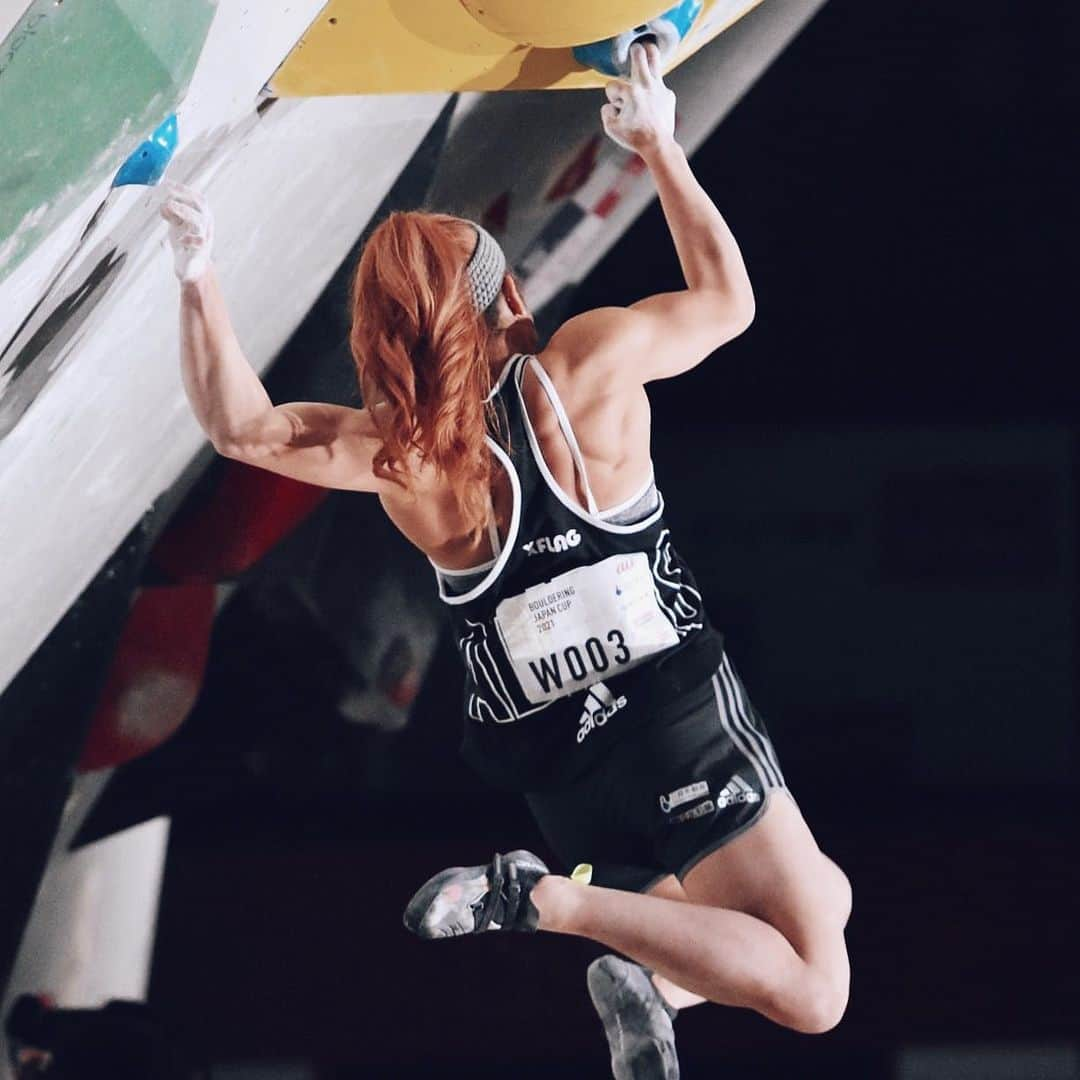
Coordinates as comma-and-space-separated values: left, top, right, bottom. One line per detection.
432, 354, 723, 791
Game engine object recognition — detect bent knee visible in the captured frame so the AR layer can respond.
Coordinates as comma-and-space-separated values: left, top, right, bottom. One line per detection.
772, 972, 849, 1035
796, 982, 849, 1034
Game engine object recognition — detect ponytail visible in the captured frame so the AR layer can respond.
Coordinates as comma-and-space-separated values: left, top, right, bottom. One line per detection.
349, 212, 497, 539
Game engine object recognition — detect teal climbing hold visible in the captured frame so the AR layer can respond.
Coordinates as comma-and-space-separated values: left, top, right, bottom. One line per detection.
573, 0, 703, 78
111, 114, 178, 188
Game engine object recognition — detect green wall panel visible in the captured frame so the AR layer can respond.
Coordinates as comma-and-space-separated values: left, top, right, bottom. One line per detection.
0, 0, 217, 284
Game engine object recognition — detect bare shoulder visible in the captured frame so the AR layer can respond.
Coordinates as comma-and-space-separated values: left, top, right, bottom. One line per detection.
546, 306, 644, 365
542, 306, 648, 390
546, 289, 753, 384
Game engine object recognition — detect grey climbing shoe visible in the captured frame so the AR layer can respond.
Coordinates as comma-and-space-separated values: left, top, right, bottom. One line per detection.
587, 954, 680, 1079
403, 849, 549, 939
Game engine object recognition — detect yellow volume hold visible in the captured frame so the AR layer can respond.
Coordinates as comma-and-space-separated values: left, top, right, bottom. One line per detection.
268, 0, 764, 96
458, 1, 672, 48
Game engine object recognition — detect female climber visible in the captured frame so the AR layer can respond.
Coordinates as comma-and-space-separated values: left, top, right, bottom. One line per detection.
163, 42, 851, 1080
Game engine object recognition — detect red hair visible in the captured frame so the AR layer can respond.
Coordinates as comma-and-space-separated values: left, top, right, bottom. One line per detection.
349, 211, 498, 539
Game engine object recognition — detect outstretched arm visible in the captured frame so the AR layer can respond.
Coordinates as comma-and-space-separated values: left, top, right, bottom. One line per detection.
177, 266, 274, 450
622, 131, 756, 380
630, 104, 754, 302
164, 183, 383, 492
553, 43, 754, 382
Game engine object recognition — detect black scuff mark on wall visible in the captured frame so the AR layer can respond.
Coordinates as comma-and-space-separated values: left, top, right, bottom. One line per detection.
0, 246, 127, 440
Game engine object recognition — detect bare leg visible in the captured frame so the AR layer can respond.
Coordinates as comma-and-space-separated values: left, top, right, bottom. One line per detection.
640, 875, 706, 1011
532, 793, 851, 1034
533, 875, 835, 1030
644, 850, 852, 1013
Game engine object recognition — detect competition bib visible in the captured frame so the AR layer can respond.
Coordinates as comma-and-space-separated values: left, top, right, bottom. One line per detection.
495, 553, 679, 705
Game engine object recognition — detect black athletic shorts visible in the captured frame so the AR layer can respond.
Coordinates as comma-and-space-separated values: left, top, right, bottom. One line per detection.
524, 654, 788, 893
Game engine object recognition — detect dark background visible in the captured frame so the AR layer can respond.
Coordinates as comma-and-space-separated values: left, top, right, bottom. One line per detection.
137, 2, 1079, 1076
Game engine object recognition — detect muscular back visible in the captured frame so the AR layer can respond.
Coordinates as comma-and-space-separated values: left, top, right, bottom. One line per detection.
215, 292, 750, 562
379, 309, 654, 571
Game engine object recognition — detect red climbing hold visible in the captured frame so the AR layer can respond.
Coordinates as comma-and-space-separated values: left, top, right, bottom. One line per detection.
77, 584, 215, 772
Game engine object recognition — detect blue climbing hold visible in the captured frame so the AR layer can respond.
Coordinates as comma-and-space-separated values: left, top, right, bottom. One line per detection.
111, 113, 178, 188
573, 0, 704, 78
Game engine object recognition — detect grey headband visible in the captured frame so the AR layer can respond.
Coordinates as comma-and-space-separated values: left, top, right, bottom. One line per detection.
465, 222, 507, 314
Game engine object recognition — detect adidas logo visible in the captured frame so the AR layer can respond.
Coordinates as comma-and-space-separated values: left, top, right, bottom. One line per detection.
716, 774, 761, 809
523, 529, 581, 556
576, 682, 627, 744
